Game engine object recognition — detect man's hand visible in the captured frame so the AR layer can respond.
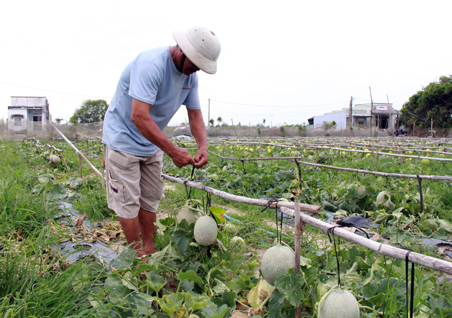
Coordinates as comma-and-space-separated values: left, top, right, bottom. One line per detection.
193, 147, 208, 168
170, 147, 195, 168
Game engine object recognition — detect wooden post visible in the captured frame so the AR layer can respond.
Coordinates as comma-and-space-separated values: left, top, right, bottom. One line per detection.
315, 146, 318, 163
417, 175, 424, 214
79, 153, 83, 178
373, 151, 379, 171
294, 200, 301, 318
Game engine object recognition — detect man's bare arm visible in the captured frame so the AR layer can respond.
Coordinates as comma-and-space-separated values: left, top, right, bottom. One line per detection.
131, 98, 194, 167
187, 108, 208, 168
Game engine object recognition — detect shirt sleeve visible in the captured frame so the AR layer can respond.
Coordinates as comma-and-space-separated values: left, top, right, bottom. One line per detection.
129, 59, 162, 105
183, 76, 201, 110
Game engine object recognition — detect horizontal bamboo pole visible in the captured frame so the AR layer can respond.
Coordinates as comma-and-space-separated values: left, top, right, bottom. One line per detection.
207, 151, 452, 181
162, 174, 321, 214
50, 123, 103, 178
280, 206, 452, 275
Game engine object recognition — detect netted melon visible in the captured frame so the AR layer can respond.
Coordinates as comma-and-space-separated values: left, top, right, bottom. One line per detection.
194, 216, 218, 246
51, 155, 60, 164
176, 207, 197, 224
318, 288, 359, 318
261, 245, 295, 285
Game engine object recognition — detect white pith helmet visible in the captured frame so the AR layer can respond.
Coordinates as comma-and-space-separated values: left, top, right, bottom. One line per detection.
172, 26, 221, 74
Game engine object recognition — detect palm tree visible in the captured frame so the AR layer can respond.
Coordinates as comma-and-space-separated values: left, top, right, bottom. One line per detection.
217, 116, 223, 127
209, 118, 215, 127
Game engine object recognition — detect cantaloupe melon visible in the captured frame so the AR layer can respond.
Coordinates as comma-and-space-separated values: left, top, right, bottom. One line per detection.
318, 288, 359, 318
261, 245, 295, 285
194, 216, 218, 246
176, 207, 197, 224
51, 155, 60, 164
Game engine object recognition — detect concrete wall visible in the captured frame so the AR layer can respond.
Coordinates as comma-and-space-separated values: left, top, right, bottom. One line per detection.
313, 111, 347, 130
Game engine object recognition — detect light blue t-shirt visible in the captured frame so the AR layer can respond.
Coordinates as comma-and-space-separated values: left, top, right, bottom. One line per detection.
102, 47, 200, 157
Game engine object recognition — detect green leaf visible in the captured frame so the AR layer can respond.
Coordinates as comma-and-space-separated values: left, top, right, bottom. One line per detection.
177, 270, 203, 284
268, 289, 286, 318
210, 206, 226, 223
38, 173, 53, 184
171, 229, 194, 255
201, 304, 229, 318
274, 269, 306, 307
146, 271, 166, 294
110, 248, 137, 269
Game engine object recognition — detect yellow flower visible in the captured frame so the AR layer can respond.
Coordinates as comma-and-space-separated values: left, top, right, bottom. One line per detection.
366, 153, 371, 157
422, 159, 429, 163
405, 158, 412, 162
303, 149, 306, 153
249, 148, 254, 152
364, 148, 369, 152
439, 148, 444, 152
427, 149, 431, 151
280, 151, 285, 154
408, 151, 413, 154
267, 148, 271, 154
330, 149, 333, 153
290, 151, 294, 155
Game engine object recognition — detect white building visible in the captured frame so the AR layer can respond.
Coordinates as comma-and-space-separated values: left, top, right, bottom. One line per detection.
309, 103, 399, 131
8, 96, 50, 133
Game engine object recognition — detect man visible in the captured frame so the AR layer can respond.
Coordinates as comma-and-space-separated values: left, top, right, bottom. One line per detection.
102, 26, 221, 258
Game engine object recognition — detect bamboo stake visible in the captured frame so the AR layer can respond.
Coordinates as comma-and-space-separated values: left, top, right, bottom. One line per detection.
294, 200, 301, 318
162, 174, 321, 214
279, 206, 452, 275
50, 123, 103, 179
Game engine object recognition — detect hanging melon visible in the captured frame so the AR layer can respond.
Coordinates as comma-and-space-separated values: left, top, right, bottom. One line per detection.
176, 207, 197, 224
318, 288, 360, 318
51, 155, 60, 164
194, 216, 218, 246
261, 245, 295, 285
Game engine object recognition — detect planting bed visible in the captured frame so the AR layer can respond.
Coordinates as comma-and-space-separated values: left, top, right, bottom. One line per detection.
2, 136, 452, 317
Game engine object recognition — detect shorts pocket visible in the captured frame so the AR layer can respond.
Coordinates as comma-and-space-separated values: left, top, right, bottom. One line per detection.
108, 169, 126, 203
108, 149, 131, 169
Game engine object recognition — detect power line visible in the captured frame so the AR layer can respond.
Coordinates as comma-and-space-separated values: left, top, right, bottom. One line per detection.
207, 99, 348, 108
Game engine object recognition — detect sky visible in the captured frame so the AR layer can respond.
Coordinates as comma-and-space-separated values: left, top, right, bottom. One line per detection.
1, 0, 451, 127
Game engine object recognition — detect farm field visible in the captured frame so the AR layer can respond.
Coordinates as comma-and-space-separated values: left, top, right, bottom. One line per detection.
2, 136, 452, 317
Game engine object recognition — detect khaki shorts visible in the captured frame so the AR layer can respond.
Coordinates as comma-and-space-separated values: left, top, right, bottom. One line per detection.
103, 144, 164, 219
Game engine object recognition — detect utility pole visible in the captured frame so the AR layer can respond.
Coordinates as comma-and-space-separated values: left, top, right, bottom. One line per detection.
348, 96, 353, 127
369, 87, 374, 137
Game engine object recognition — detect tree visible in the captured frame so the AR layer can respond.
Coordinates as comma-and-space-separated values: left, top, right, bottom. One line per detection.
400, 75, 452, 129
217, 116, 222, 126
322, 121, 337, 131
209, 118, 215, 127
70, 99, 109, 124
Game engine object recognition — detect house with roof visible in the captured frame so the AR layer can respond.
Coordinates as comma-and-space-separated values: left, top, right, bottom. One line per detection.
308, 103, 399, 131
8, 96, 50, 134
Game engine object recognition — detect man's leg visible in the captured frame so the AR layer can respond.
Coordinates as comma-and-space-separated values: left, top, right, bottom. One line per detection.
117, 216, 146, 257
138, 208, 157, 255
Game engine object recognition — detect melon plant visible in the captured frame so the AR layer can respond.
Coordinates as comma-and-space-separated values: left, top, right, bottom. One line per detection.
318, 288, 359, 318
176, 207, 197, 224
193, 216, 218, 246
261, 245, 295, 285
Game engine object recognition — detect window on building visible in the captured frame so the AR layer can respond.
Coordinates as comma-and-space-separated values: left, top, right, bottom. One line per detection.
12, 115, 24, 126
